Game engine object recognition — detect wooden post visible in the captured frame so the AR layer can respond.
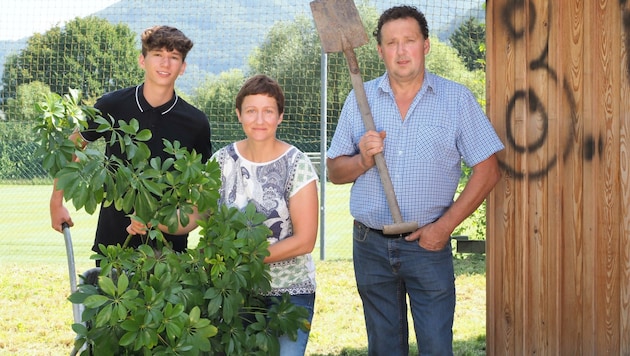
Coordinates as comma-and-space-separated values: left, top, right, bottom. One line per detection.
486, 0, 630, 353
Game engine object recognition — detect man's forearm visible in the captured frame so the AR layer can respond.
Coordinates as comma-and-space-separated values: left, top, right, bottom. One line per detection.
326, 155, 370, 184
438, 155, 501, 234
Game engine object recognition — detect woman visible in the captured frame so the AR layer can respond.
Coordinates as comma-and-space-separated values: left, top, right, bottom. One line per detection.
129, 74, 319, 355
214, 74, 319, 355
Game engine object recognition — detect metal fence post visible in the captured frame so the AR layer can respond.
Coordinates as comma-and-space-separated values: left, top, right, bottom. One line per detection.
319, 49, 327, 261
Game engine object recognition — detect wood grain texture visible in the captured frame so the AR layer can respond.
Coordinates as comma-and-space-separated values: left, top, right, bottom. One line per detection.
487, 0, 515, 354
593, 0, 620, 352
559, 0, 586, 353
620, 3, 630, 355
486, 0, 629, 353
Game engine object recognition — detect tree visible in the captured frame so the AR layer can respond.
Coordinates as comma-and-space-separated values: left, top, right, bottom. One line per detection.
245, 4, 383, 152
190, 69, 246, 150
4, 81, 52, 121
449, 17, 486, 71
33, 90, 308, 355
192, 3, 484, 152
1, 16, 143, 106
0, 82, 53, 180
246, 15, 326, 153
427, 39, 486, 106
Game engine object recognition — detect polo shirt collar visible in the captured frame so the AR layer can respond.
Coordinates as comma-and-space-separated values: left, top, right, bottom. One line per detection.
134, 84, 179, 115
378, 70, 436, 94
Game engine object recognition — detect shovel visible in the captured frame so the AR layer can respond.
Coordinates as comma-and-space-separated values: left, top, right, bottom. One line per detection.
310, 0, 418, 235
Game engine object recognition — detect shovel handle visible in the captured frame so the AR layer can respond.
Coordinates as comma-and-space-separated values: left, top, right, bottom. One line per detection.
62, 222, 77, 292
342, 45, 404, 225
62, 222, 82, 325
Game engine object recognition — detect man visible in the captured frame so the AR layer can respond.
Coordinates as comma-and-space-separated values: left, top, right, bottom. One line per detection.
50, 25, 212, 257
326, 5, 504, 355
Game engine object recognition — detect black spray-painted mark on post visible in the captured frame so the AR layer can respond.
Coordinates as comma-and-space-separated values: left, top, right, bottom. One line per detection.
501, 0, 536, 40
498, 1, 602, 180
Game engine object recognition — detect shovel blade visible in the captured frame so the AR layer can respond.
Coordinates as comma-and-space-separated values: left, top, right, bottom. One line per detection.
310, 0, 369, 53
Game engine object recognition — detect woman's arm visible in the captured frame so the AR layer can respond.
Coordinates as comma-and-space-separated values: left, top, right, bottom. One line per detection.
264, 180, 319, 263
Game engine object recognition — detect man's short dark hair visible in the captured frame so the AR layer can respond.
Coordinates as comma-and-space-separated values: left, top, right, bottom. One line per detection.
373, 6, 430, 44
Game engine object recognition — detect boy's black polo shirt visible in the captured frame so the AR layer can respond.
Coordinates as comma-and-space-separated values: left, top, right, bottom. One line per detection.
81, 84, 213, 253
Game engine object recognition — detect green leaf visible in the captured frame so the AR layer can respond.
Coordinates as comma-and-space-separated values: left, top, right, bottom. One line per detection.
154, 262, 168, 279
98, 276, 117, 297
135, 188, 158, 222
117, 273, 129, 294
129, 118, 140, 132
196, 324, 218, 339
72, 184, 89, 211
157, 205, 177, 233
142, 179, 164, 197
56, 169, 80, 198
135, 142, 151, 163
206, 295, 222, 316
113, 304, 128, 321
84, 192, 99, 215
119, 331, 137, 347
178, 208, 191, 229
188, 306, 201, 323
136, 129, 152, 141
121, 189, 136, 214
119, 122, 136, 135
94, 304, 114, 327
143, 258, 158, 273
121, 289, 140, 300
165, 321, 183, 341
71, 322, 88, 335
126, 142, 138, 160
83, 294, 110, 309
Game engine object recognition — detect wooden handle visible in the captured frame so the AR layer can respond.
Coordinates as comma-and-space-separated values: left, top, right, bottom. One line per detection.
343, 44, 404, 225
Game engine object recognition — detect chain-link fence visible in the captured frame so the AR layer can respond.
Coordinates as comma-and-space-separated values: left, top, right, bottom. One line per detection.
1, 0, 486, 262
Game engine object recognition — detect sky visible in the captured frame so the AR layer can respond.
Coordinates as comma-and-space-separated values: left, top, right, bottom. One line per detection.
0, 0, 120, 41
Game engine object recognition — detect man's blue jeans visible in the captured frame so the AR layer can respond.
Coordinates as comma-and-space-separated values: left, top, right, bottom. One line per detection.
353, 221, 456, 356
271, 293, 315, 356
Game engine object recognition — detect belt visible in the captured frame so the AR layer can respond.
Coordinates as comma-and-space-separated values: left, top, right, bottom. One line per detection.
354, 220, 412, 239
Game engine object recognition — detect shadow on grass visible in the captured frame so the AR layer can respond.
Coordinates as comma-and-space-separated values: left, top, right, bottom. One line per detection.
310, 335, 487, 355
453, 252, 486, 275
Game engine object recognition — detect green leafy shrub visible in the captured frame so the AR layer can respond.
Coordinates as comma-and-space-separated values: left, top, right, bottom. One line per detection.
0, 121, 48, 181
34, 90, 307, 355
453, 163, 487, 241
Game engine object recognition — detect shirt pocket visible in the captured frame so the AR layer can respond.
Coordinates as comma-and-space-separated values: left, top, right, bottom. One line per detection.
414, 125, 453, 162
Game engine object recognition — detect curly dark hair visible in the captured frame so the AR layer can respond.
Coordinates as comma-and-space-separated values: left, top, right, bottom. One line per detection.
140, 25, 193, 61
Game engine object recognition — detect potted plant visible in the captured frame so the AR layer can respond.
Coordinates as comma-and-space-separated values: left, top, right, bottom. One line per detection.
34, 90, 308, 355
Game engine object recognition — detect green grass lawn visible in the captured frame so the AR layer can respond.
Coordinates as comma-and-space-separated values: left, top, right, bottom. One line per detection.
0, 184, 486, 355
